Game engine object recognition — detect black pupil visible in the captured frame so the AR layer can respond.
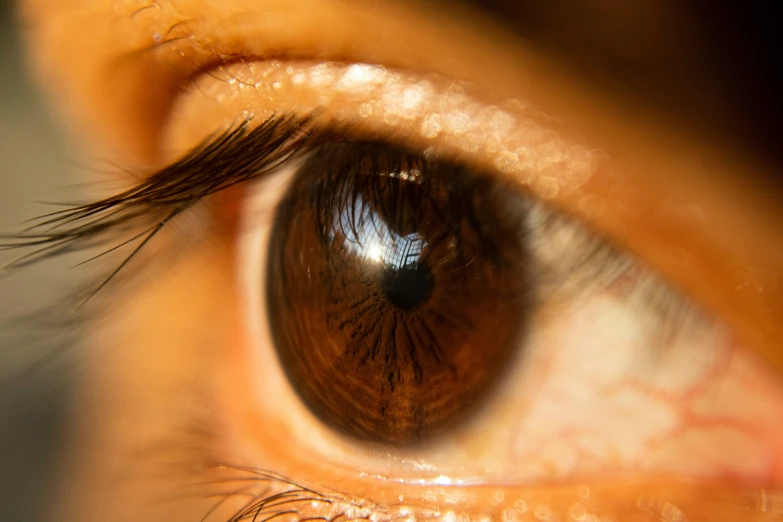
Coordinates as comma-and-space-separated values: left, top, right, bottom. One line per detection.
381, 262, 434, 310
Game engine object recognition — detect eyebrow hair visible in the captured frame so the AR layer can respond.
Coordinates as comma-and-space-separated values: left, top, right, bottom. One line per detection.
428, 0, 781, 173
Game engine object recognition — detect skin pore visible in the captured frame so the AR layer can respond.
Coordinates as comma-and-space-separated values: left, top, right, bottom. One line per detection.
16, 0, 783, 521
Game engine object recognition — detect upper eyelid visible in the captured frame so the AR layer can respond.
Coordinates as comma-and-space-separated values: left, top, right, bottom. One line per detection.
167, 61, 601, 207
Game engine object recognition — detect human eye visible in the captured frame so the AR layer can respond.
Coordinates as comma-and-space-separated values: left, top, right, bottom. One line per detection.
7, 1, 783, 522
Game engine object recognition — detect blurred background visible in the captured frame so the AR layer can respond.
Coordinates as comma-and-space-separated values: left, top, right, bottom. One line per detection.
1, 3, 73, 521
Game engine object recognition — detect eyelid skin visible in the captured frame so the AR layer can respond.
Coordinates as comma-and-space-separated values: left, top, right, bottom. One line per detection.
23, 0, 783, 374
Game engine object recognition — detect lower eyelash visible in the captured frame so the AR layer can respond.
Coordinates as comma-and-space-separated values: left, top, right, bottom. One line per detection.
192, 466, 343, 522
126, 411, 404, 522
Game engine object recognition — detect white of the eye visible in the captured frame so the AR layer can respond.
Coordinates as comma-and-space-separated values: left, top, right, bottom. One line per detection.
504, 294, 725, 479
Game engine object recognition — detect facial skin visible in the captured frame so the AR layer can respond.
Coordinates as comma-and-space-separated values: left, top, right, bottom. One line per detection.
15, 0, 783, 521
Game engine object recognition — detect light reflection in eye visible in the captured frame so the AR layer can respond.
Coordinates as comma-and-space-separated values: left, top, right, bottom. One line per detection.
334, 193, 427, 268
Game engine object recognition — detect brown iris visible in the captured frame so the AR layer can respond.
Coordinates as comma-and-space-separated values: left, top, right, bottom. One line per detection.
267, 142, 530, 444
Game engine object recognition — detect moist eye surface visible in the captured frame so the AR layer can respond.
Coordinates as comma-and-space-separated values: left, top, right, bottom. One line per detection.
266, 141, 532, 444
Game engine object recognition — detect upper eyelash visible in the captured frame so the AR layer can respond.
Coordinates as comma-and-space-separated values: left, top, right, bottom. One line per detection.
0, 114, 313, 305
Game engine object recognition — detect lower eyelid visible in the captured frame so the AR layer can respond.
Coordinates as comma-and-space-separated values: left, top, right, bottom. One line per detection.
213, 377, 783, 522
163, 60, 598, 205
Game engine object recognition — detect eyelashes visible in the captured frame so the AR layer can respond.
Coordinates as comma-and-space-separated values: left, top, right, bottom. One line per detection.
187, 465, 354, 522
1, 115, 312, 304
125, 416, 390, 522
159, 460, 431, 522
